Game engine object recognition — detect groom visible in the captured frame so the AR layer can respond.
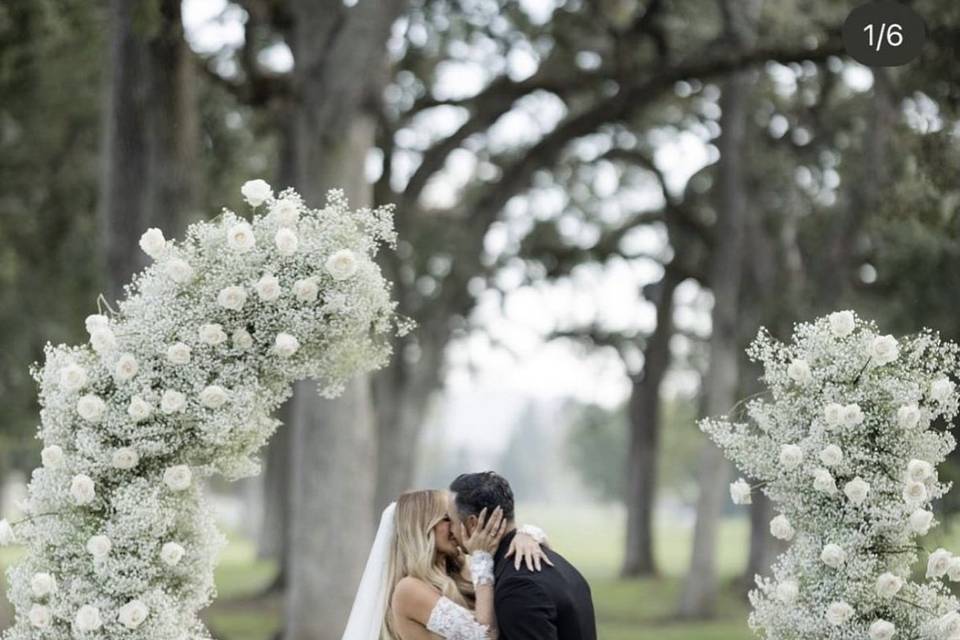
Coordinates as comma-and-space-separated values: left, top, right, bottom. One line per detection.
448, 472, 597, 640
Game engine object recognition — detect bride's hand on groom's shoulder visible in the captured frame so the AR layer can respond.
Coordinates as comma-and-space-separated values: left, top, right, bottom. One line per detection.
506, 530, 553, 572
460, 506, 507, 555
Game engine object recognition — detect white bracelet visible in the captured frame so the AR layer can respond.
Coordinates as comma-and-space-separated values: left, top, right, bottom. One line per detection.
517, 524, 548, 545
469, 551, 495, 587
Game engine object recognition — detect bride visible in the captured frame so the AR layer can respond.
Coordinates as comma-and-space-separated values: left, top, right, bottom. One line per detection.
341, 489, 549, 640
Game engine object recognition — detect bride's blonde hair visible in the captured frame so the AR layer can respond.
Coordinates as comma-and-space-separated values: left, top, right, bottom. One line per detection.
383, 490, 474, 640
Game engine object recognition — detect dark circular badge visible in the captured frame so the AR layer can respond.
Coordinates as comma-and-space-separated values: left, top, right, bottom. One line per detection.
842, 0, 926, 67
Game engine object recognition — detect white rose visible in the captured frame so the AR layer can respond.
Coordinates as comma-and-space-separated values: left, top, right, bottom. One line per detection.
218, 285, 248, 311
114, 353, 139, 381
241, 179, 272, 207
75, 605, 102, 632
775, 580, 798, 603
41, 445, 64, 468
139, 228, 166, 258
869, 335, 899, 365
77, 394, 106, 423
226, 221, 257, 252
0, 519, 15, 546
164, 465, 192, 491
272, 197, 299, 226
819, 445, 842, 467
813, 468, 837, 495
86, 534, 112, 558
165, 258, 194, 284
903, 481, 928, 505
842, 403, 864, 427
275, 228, 299, 256
232, 328, 253, 350
85, 314, 109, 334
161, 390, 187, 414
89, 327, 117, 353
198, 323, 228, 345
274, 332, 300, 358
729, 479, 751, 505
256, 273, 282, 301
111, 447, 139, 470
325, 249, 358, 281
199, 385, 229, 409
70, 474, 96, 505
127, 395, 152, 422
166, 342, 192, 365
868, 619, 895, 640
928, 548, 953, 578
293, 277, 320, 303
844, 477, 870, 505
897, 404, 922, 429
940, 612, 960, 639
29, 604, 50, 628
820, 543, 846, 568
828, 310, 855, 337
31, 572, 57, 597
826, 601, 854, 626
787, 358, 812, 384
875, 572, 904, 598
59, 363, 88, 391
909, 509, 934, 534
907, 459, 934, 483
770, 515, 794, 541
824, 403, 844, 427
931, 377, 956, 403
118, 599, 149, 629
948, 558, 960, 582
160, 541, 185, 566
779, 444, 803, 470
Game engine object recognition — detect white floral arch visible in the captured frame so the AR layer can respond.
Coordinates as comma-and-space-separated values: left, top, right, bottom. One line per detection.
705, 312, 960, 640
0, 182, 404, 639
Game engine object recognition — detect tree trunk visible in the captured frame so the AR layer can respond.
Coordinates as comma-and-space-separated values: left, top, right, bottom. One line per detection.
283, 2, 405, 638
256, 100, 299, 594
677, 2, 758, 616
372, 334, 444, 512
257, 404, 292, 590
100, 0, 197, 300
621, 267, 680, 577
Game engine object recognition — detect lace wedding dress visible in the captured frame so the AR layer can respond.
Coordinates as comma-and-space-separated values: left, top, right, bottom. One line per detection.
425, 597, 491, 640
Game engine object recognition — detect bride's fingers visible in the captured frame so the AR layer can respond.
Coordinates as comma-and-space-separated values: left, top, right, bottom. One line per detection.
485, 507, 502, 534
476, 507, 489, 532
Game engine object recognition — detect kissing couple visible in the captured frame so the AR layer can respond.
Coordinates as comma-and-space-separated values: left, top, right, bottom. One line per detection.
341, 471, 596, 640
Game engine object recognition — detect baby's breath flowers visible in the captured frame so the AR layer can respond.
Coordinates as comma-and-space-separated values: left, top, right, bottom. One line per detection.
0, 182, 407, 640
704, 311, 960, 639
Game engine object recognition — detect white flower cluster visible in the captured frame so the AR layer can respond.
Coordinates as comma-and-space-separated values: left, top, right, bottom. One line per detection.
704, 311, 960, 640
0, 182, 407, 640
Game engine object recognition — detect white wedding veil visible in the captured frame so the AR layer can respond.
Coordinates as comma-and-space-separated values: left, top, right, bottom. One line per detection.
341, 502, 397, 640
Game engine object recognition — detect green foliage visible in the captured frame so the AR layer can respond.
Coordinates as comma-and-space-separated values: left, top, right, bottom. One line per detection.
566, 396, 701, 503
0, 0, 104, 461
566, 403, 628, 502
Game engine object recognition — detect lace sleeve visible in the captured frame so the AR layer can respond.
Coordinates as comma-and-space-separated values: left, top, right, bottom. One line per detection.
425, 596, 491, 640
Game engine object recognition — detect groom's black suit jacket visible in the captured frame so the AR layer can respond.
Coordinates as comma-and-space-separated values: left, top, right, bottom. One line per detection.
493, 530, 597, 640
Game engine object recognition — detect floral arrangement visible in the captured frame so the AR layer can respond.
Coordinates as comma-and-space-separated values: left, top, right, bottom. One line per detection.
706, 311, 960, 640
0, 181, 406, 640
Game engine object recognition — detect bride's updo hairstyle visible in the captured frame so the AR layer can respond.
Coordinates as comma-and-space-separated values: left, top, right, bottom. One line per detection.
383, 490, 473, 639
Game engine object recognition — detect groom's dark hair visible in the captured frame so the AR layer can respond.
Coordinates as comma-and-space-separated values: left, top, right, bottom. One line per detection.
450, 471, 515, 522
